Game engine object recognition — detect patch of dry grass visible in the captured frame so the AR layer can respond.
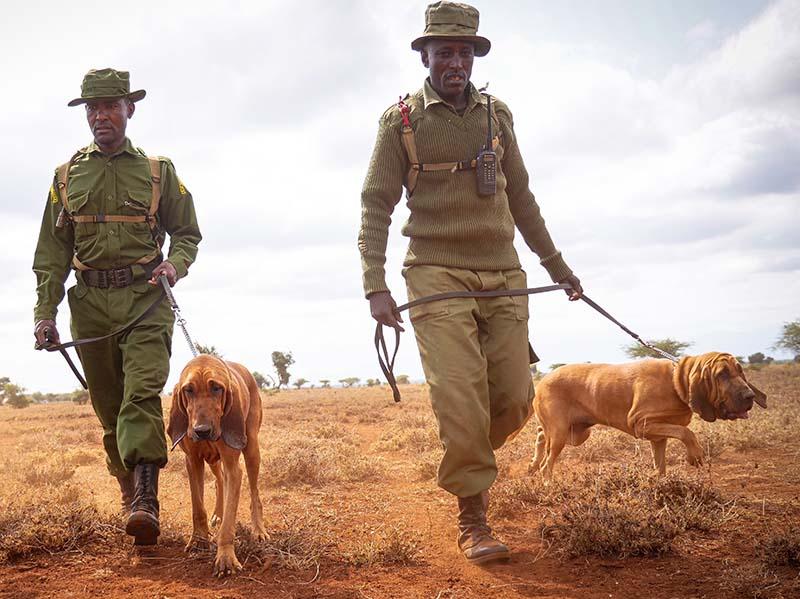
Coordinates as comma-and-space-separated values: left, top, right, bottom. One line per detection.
372, 412, 439, 453
0, 487, 118, 564
262, 427, 385, 487
493, 465, 735, 558
757, 528, 800, 568
235, 515, 332, 572
344, 524, 424, 566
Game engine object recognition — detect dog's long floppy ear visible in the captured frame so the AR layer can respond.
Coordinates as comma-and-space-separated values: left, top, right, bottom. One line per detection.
683, 356, 717, 422
166, 383, 188, 448
738, 364, 768, 408
220, 360, 247, 450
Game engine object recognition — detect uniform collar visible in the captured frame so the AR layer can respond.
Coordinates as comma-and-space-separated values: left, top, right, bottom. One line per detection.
422, 78, 485, 112
84, 137, 138, 157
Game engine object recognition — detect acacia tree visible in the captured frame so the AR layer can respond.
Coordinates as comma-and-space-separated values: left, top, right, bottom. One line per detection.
293, 378, 308, 389
774, 319, 800, 359
252, 371, 274, 390
319, 379, 331, 388
196, 343, 222, 357
624, 338, 691, 360
71, 389, 89, 405
396, 374, 410, 385
339, 377, 360, 388
4, 382, 30, 409
272, 351, 294, 389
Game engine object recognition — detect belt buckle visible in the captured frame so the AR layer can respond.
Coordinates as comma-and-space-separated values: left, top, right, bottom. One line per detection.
94, 270, 109, 288
109, 267, 133, 288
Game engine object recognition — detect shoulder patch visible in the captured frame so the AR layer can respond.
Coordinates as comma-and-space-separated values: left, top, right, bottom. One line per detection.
49, 184, 59, 204
177, 178, 188, 196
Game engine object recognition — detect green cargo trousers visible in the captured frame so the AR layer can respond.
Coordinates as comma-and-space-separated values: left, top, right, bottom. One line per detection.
404, 265, 535, 498
67, 279, 173, 477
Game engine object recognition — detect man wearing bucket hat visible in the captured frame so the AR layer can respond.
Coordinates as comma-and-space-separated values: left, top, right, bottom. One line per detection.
358, 2, 582, 564
32, 68, 201, 546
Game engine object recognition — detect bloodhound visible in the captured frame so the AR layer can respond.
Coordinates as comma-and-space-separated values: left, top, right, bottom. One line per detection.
531, 352, 767, 477
167, 354, 266, 576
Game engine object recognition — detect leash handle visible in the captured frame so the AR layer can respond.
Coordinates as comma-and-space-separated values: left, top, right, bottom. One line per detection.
377, 283, 572, 402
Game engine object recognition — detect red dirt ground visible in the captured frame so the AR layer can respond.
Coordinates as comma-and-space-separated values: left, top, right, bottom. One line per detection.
1, 368, 799, 598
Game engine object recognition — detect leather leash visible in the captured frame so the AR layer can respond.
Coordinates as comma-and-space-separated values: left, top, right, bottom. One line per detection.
375, 284, 679, 403
35, 277, 170, 389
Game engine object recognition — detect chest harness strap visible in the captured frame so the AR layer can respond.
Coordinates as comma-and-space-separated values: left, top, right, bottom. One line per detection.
397, 97, 500, 195
56, 154, 163, 271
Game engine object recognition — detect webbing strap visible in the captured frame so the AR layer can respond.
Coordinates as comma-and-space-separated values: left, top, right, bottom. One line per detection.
56, 154, 80, 213
56, 153, 161, 231
71, 214, 150, 223
413, 159, 476, 173
397, 97, 501, 194
147, 157, 161, 226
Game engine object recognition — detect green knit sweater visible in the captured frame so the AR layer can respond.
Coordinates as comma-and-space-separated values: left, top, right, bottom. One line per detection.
358, 80, 573, 297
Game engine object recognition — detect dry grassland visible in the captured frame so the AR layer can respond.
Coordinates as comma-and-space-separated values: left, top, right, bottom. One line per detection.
0, 366, 798, 598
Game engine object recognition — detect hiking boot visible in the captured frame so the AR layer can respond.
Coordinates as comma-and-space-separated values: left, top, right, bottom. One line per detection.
125, 464, 161, 546
116, 471, 135, 516
457, 491, 510, 565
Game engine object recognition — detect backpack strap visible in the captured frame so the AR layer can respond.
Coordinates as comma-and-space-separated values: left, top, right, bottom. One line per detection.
146, 156, 162, 229
397, 97, 501, 196
398, 98, 420, 195
59, 152, 164, 271
55, 153, 81, 216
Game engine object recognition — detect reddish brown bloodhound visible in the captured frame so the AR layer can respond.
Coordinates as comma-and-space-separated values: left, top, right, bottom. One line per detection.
167, 354, 266, 577
532, 352, 767, 477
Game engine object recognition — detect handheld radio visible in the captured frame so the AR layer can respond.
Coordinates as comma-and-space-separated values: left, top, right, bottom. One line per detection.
476, 91, 497, 197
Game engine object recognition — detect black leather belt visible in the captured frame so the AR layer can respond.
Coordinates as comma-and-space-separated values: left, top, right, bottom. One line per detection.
80, 256, 161, 289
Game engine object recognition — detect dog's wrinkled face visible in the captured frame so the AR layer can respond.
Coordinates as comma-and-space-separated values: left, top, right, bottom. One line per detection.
706, 354, 765, 420
177, 356, 229, 442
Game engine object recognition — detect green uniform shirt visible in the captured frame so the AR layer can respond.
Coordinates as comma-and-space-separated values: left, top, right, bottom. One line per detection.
358, 79, 573, 297
33, 138, 201, 321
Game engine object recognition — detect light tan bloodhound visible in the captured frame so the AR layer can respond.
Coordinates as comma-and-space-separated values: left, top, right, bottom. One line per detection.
167, 354, 266, 576
531, 352, 767, 477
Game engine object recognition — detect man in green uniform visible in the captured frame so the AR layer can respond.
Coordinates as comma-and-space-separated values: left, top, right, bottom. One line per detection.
32, 68, 201, 545
359, 2, 583, 564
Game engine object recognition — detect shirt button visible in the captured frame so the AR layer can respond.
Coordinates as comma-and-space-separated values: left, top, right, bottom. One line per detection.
106, 194, 113, 200
109, 229, 115, 236
106, 162, 112, 167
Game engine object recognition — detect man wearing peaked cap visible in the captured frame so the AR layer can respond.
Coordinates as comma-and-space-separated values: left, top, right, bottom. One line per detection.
359, 2, 583, 564
33, 68, 202, 547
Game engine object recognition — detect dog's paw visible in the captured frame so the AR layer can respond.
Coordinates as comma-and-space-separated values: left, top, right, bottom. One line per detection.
210, 513, 222, 528
213, 547, 243, 577
687, 451, 704, 467
185, 535, 212, 553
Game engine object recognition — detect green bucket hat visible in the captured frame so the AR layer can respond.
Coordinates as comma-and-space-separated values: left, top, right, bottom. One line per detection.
67, 68, 146, 107
411, 1, 491, 57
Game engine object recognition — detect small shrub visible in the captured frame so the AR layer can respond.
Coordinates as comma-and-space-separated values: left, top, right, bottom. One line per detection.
235, 515, 331, 571
757, 528, 800, 568
0, 489, 117, 564
345, 525, 424, 567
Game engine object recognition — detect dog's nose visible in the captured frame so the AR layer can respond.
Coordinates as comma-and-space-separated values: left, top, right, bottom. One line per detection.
193, 424, 213, 439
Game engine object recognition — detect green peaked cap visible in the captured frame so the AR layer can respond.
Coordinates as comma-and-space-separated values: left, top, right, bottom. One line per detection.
411, 1, 491, 56
67, 68, 146, 107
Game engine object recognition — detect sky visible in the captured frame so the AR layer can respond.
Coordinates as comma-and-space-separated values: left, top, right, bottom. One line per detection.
1, 0, 798, 394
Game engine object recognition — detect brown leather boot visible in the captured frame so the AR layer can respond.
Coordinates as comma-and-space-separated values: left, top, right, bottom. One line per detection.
457, 491, 510, 564
125, 464, 161, 546
116, 472, 135, 516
